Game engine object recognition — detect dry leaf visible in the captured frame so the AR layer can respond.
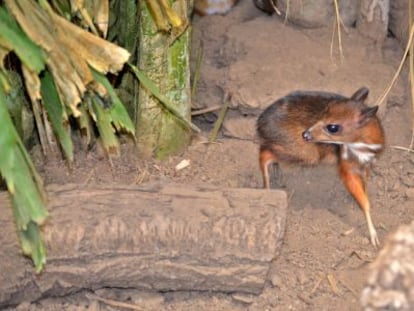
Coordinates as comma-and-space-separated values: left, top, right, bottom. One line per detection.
5, 0, 130, 117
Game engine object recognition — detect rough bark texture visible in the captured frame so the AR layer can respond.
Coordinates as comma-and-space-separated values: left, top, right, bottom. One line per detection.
361, 221, 414, 310
0, 183, 287, 308
136, 1, 192, 159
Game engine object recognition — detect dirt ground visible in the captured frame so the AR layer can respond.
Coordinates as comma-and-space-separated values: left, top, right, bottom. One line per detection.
10, 1, 414, 310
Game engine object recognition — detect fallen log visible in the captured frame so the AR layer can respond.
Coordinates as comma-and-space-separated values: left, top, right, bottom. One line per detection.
0, 183, 287, 307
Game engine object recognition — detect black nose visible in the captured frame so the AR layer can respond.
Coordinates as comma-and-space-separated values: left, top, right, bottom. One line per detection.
302, 130, 312, 141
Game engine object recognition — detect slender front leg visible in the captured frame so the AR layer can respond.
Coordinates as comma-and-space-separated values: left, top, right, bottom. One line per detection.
339, 160, 379, 247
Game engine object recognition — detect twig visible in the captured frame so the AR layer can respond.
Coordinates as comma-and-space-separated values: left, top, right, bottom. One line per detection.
327, 273, 340, 295
287, 189, 295, 204
86, 293, 144, 311
128, 63, 201, 133
284, 0, 290, 24
191, 105, 222, 116
310, 273, 325, 295
331, 0, 344, 61
409, 0, 414, 150
269, 0, 282, 15
208, 95, 230, 142
192, 40, 204, 98
297, 293, 313, 305
337, 277, 358, 298
390, 145, 414, 153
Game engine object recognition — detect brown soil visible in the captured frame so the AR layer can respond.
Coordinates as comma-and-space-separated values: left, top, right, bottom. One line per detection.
11, 1, 414, 310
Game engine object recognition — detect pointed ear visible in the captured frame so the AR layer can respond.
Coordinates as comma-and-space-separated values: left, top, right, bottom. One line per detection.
351, 87, 369, 102
358, 106, 378, 126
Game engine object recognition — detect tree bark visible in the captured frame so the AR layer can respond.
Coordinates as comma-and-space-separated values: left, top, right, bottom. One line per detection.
136, 1, 192, 158
0, 183, 287, 307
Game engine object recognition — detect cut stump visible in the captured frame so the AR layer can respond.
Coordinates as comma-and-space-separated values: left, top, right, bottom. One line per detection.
0, 183, 287, 307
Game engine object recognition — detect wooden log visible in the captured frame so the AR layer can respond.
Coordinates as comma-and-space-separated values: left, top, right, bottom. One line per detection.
0, 183, 287, 307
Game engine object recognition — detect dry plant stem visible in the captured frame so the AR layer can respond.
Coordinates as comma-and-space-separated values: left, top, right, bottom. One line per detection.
311, 273, 325, 295
191, 105, 221, 116
269, 0, 281, 15
42, 106, 55, 148
158, 0, 182, 28
75, 2, 99, 36
192, 40, 204, 98
20, 65, 49, 154
337, 277, 358, 298
391, 145, 414, 153
297, 293, 313, 305
331, 0, 344, 60
284, 0, 290, 24
86, 294, 144, 311
327, 273, 339, 295
409, 0, 414, 149
208, 97, 229, 142
144, 0, 169, 31
32, 100, 49, 155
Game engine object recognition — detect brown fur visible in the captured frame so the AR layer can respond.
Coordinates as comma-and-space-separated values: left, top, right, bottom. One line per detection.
194, 0, 238, 15
257, 87, 385, 246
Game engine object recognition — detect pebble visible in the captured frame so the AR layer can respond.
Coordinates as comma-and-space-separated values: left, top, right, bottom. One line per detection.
270, 272, 283, 288
223, 116, 256, 140
87, 300, 101, 311
406, 188, 414, 200
15, 302, 31, 311
400, 175, 414, 187
232, 293, 255, 304
296, 269, 307, 285
130, 291, 165, 306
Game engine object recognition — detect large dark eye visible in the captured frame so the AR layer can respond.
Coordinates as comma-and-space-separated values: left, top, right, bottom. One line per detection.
326, 124, 341, 134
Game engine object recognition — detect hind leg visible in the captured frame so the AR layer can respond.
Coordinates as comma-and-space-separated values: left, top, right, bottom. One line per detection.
259, 148, 281, 189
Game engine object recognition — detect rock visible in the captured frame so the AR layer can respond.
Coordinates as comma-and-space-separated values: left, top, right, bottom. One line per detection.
232, 293, 255, 304
269, 272, 283, 288
272, 0, 359, 28
389, 1, 412, 48
406, 188, 414, 200
361, 221, 414, 310
224, 18, 394, 112
356, 0, 390, 45
223, 116, 256, 140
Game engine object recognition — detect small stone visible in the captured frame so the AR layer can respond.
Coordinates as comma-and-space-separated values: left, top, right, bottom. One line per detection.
270, 272, 283, 288
232, 293, 255, 304
391, 180, 402, 191
296, 269, 307, 285
175, 159, 190, 171
406, 188, 414, 200
15, 302, 31, 311
130, 291, 165, 306
87, 300, 101, 311
401, 175, 414, 187
223, 116, 256, 140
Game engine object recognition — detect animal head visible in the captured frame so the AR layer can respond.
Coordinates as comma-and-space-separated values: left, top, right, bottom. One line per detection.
302, 88, 379, 145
